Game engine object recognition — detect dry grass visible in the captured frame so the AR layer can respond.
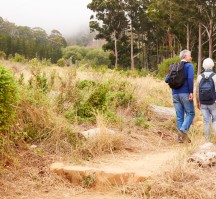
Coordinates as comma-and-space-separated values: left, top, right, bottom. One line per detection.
74, 112, 125, 160
14, 92, 76, 156
149, 159, 216, 198
128, 75, 173, 107
122, 150, 216, 199
1, 61, 215, 198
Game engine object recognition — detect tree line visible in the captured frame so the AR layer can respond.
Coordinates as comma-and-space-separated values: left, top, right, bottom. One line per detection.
88, 0, 216, 73
0, 17, 66, 63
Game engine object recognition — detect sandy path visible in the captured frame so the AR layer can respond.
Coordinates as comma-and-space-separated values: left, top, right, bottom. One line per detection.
87, 149, 179, 177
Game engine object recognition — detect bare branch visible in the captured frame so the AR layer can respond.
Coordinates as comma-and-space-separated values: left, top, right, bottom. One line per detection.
202, 24, 210, 37
202, 39, 209, 46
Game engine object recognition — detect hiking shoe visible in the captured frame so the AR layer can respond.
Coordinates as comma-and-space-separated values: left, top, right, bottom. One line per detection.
178, 139, 184, 143
185, 135, 191, 143
177, 131, 191, 143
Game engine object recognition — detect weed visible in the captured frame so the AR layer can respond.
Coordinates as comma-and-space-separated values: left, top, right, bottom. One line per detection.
134, 112, 149, 129
81, 174, 96, 188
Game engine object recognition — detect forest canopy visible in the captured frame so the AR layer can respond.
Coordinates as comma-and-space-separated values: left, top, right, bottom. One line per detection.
88, 0, 216, 72
0, 17, 66, 63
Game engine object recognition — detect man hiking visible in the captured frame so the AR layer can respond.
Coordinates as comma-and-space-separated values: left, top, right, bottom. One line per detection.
165, 49, 195, 143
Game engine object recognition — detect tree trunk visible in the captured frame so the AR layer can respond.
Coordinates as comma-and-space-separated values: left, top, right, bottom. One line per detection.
130, 23, 135, 70
198, 23, 202, 76
186, 24, 190, 50
114, 30, 118, 68
167, 27, 173, 57
209, 19, 213, 58
156, 40, 159, 65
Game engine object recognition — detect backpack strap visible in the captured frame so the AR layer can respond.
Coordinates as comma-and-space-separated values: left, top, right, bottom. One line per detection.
209, 72, 215, 79
209, 73, 216, 90
202, 72, 215, 79
169, 61, 186, 74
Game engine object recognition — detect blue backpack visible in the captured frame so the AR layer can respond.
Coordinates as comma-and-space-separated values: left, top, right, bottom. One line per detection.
199, 73, 216, 105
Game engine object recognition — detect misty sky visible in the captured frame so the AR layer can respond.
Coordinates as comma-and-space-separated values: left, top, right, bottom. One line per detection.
0, 0, 93, 37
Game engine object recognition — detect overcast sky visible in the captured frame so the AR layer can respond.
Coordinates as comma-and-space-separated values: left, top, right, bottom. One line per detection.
0, 0, 93, 37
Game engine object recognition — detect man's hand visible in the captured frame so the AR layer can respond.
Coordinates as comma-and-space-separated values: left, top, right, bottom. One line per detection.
189, 93, 193, 101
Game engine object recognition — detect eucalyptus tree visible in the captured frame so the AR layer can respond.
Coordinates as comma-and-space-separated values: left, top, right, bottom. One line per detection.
124, 0, 143, 70
196, 0, 216, 58
48, 29, 67, 63
88, 0, 128, 68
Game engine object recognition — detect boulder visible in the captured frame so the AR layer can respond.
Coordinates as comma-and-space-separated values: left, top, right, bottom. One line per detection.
149, 105, 175, 118
188, 142, 216, 167
80, 128, 115, 139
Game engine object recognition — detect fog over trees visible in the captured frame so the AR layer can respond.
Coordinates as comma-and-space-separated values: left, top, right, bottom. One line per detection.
0, 0, 216, 71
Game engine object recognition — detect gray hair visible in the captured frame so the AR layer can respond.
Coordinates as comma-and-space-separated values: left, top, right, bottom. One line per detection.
203, 58, 214, 70
179, 50, 191, 60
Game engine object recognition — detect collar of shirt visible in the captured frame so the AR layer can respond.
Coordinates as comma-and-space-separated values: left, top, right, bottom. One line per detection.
181, 59, 187, 62
205, 69, 213, 72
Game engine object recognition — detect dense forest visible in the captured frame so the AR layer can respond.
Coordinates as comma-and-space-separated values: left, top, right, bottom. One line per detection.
88, 0, 216, 73
0, 17, 67, 63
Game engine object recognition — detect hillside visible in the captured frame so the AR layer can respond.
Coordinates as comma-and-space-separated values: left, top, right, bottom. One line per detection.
0, 60, 216, 199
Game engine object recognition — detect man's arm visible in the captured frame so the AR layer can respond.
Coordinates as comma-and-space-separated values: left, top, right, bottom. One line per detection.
196, 75, 202, 109
187, 63, 194, 101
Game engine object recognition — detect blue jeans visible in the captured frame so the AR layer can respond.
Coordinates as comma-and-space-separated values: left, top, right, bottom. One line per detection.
172, 94, 195, 140
200, 103, 216, 141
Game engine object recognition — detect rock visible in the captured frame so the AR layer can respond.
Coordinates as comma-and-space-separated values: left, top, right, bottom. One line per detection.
149, 105, 175, 118
188, 142, 216, 167
30, 145, 37, 149
80, 128, 115, 139
50, 163, 144, 190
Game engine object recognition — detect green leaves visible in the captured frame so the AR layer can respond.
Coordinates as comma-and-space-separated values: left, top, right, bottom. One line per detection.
0, 64, 19, 130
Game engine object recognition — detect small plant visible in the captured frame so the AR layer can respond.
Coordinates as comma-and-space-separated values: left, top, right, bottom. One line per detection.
35, 72, 49, 92
50, 69, 56, 89
29, 58, 40, 66
134, 112, 149, 129
57, 58, 66, 67
81, 174, 96, 188
14, 53, 25, 63
28, 69, 49, 93
18, 73, 24, 85
0, 51, 6, 59
41, 58, 51, 66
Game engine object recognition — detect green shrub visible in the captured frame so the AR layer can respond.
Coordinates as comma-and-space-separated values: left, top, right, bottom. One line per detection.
157, 56, 198, 78
157, 56, 180, 78
14, 53, 26, 63
0, 51, 6, 60
134, 112, 149, 129
63, 79, 136, 124
41, 58, 52, 66
57, 58, 66, 67
28, 70, 49, 93
0, 64, 19, 130
0, 64, 19, 167
29, 58, 40, 66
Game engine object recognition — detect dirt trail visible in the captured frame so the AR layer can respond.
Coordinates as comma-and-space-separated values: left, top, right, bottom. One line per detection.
87, 149, 179, 177
47, 146, 181, 199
